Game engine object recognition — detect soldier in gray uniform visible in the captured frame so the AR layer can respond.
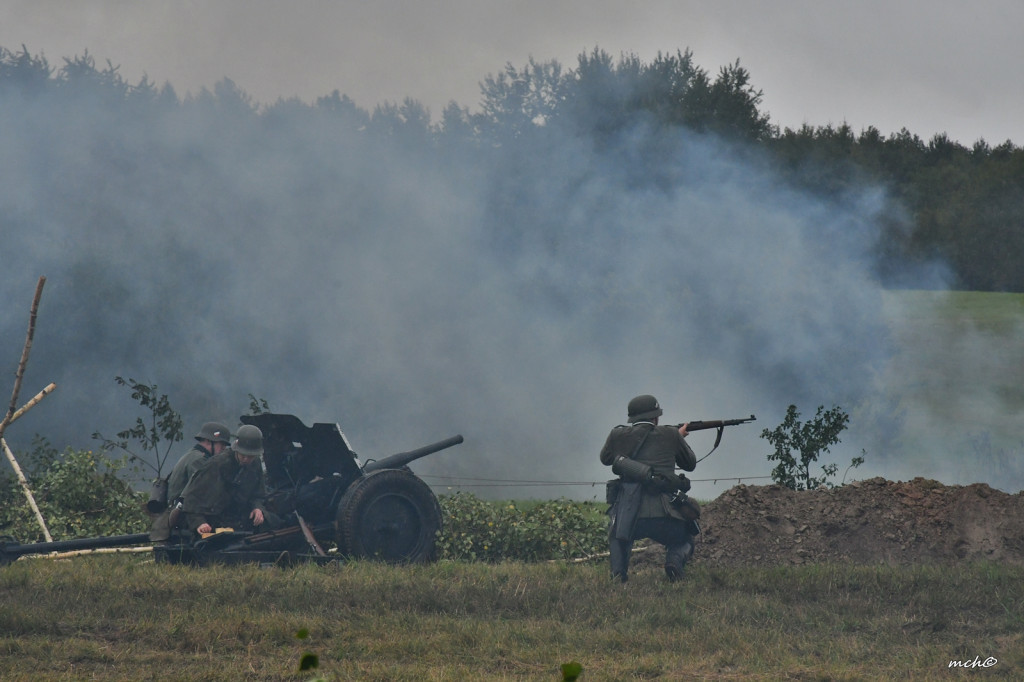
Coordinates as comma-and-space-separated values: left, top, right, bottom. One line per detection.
600, 394, 697, 582
165, 421, 232, 504
180, 424, 269, 535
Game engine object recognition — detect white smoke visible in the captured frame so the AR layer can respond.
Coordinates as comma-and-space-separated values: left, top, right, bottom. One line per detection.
1, 68, 1020, 500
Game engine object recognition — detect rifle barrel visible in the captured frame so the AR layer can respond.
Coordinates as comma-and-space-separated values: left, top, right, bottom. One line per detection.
682, 415, 756, 431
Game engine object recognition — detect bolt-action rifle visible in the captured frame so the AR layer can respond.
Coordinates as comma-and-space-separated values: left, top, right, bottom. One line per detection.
676, 415, 756, 462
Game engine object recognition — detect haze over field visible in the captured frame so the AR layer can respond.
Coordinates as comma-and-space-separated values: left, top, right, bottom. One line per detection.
1, 8, 1022, 497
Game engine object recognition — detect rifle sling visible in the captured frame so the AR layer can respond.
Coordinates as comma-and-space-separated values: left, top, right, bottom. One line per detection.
696, 426, 725, 464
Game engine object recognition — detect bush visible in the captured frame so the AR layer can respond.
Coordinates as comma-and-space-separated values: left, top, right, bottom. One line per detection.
761, 404, 863, 490
92, 376, 184, 481
0, 438, 149, 543
437, 492, 606, 562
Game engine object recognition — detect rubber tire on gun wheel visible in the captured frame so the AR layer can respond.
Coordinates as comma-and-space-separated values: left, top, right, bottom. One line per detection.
335, 469, 442, 563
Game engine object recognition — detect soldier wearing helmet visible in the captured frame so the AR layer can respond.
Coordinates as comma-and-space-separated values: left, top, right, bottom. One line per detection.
180, 424, 269, 535
165, 421, 233, 504
600, 394, 697, 583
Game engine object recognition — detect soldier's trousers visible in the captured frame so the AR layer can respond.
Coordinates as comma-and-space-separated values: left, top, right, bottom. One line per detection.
610, 517, 693, 582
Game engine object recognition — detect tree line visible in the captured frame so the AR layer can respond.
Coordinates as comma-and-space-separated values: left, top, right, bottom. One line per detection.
2, 44, 1022, 291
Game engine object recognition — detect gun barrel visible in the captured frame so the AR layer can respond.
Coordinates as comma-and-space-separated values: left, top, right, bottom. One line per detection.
363, 434, 464, 473
0, 532, 153, 564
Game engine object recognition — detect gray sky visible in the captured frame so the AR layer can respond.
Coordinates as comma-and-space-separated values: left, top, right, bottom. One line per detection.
2, 0, 1021, 146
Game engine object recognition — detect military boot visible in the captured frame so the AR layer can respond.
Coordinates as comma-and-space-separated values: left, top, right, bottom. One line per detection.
664, 541, 693, 582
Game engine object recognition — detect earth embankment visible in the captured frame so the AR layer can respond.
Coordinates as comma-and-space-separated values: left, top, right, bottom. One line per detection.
691, 477, 1024, 567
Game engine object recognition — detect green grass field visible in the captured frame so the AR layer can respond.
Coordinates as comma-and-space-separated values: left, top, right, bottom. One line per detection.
884, 289, 1024, 326
881, 290, 1024, 408
876, 290, 1024, 487
1, 555, 1021, 680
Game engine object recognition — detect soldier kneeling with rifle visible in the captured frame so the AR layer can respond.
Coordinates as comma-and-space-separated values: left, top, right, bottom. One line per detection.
600, 395, 700, 583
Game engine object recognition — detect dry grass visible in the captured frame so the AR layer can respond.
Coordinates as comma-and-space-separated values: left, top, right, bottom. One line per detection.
1, 555, 1021, 680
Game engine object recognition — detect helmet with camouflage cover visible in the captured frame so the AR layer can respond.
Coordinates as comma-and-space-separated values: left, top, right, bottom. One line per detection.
627, 394, 663, 423
195, 421, 232, 444
232, 424, 264, 458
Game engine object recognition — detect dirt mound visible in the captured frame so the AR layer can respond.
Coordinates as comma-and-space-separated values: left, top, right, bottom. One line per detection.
687, 477, 1024, 567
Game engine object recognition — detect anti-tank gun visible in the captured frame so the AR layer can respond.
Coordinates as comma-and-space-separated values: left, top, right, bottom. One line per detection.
1, 413, 463, 567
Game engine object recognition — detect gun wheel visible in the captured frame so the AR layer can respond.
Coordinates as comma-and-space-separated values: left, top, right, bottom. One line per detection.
335, 469, 441, 563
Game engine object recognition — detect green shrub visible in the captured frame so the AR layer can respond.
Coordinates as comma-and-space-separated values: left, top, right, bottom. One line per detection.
0, 438, 149, 543
437, 492, 606, 562
762, 404, 863, 490
91, 376, 184, 481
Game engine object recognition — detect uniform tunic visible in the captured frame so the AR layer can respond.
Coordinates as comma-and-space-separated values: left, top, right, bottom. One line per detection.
599, 421, 696, 519
180, 450, 267, 532
166, 444, 213, 502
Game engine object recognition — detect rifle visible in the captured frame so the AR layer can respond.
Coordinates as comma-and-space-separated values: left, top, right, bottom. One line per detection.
676, 415, 756, 462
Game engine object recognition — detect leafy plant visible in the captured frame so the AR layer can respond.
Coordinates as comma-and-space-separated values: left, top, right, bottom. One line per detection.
247, 394, 271, 415
761, 404, 861, 490
436, 493, 606, 562
296, 628, 326, 682
91, 376, 184, 480
0, 437, 149, 542
561, 660, 583, 681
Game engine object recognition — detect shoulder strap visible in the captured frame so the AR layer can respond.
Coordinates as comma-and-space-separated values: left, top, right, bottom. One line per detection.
627, 424, 653, 460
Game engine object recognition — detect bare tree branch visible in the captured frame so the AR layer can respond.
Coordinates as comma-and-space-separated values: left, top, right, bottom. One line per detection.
1, 276, 46, 438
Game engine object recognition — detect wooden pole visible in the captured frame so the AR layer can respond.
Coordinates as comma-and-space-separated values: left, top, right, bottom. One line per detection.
23, 546, 154, 561
1, 276, 46, 436
4, 383, 56, 427
1, 437, 52, 542
0, 277, 52, 542
0, 383, 57, 542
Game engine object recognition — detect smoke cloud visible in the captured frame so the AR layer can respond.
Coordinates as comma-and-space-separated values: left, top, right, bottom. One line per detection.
1, 70, 1020, 499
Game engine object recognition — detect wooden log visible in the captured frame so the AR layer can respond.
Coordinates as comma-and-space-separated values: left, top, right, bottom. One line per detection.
21, 546, 155, 561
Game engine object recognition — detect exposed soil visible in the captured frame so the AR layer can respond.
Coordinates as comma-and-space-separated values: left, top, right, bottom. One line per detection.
637, 477, 1024, 568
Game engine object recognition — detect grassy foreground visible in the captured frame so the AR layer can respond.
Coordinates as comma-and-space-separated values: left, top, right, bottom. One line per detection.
1, 555, 1021, 680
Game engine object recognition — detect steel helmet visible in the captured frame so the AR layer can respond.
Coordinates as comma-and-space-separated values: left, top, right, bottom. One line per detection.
195, 421, 232, 444
232, 424, 264, 458
627, 394, 663, 423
